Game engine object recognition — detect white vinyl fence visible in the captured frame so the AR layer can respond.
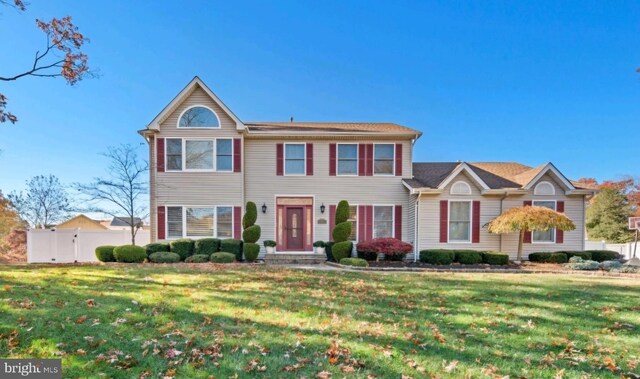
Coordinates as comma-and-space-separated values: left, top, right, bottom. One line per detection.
27, 229, 150, 263
584, 240, 638, 259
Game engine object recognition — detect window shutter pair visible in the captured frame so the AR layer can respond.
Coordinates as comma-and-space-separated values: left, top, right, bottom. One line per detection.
330, 143, 402, 176
329, 204, 402, 242
523, 200, 564, 244
156, 205, 242, 240
277, 143, 313, 176
156, 137, 242, 172
439, 201, 481, 243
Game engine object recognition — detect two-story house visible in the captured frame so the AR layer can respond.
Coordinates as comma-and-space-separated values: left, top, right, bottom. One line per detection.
139, 77, 595, 261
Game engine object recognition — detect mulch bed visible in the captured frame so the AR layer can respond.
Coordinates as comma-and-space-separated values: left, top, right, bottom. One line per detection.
367, 261, 523, 270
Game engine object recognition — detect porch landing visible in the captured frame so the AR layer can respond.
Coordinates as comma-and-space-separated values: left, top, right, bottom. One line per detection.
264, 253, 327, 265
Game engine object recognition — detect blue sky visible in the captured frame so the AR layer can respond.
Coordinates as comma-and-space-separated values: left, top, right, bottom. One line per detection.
1, 0, 639, 195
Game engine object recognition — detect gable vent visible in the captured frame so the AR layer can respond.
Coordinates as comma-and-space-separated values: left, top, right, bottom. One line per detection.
534, 181, 555, 196
450, 181, 472, 195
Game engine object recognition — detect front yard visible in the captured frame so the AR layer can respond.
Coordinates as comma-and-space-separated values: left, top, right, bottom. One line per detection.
0, 264, 639, 378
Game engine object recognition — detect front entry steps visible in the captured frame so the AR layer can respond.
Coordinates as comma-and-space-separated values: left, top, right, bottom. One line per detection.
264, 253, 327, 265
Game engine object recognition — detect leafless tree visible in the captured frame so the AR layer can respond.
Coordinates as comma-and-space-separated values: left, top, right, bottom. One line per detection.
8, 175, 71, 228
75, 144, 149, 245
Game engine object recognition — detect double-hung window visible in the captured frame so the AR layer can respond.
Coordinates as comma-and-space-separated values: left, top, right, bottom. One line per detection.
166, 139, 182, 171
166, 206, 234, 238
284, 144, 305, 175
216, 139, 232, 171
216, 206, 233, 238
374, 144, 394, 175
449, 201, 471, 242
373, 205, 393, 238
337, 144, 358, 175
167, 206, 183, 239
348, 205, 358, 241
532, 201, 556, 242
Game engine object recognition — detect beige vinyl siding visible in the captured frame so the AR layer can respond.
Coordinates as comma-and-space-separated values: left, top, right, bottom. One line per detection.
405, 194, 418, 261
244, 139, 413, 253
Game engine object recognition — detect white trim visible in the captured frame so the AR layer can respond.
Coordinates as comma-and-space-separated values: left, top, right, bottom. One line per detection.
531, 200, 557, 243
283, 142, 307, 176
348, 204, 359, 242
447, 200, 473, 243
523, 163, 575, 191
184, 139, 215, 171
163, 205, 236, 240
177, 104, 221, 129
273, 195, 316, 252
372, 204, 395, 239
450, 181, 472, 195
163, 138, 236, 173
215, 138, 234, 172
336, 143, 359, 176
438, 163, 490, 191
165, 138, 183, 172
533, 181, 555, 196
373, 143, 395, 176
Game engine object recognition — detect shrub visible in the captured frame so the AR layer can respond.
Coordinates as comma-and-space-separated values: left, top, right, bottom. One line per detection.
263, 240, 276, 248
564, 257, 600, 270
95, 245, 116, 262
113, 245, 147, 263
420, 249, 455, 265
185, 254, 210, 263
356, 238, 413, 261
528, 252, 568, 263
313, 240, 326, 248
600, 260, 622, 271
335, 200, 351, 224
242, 225, 261, 244
149, 251, 181, 263
210, 252, 236, 263
243, 243, 260, 262
144, 243, 170, 256
483, 251, 509, 265
454, 250, 484, 265
194, 238, 220, 256
170, 239, 195, 261
242, 201, 258, 229
357, 250, 378, 261
340, 257, 368, 267
325, 241, 335, 262
586, 250, 620, 262
220, 239, 243, 261
563, 251, 593, 260
619, 265, 640, 273
332, 241, 353, 262
332, 222, 352, 243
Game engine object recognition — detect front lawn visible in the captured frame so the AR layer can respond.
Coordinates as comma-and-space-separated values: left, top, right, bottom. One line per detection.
1, 264, 639, 378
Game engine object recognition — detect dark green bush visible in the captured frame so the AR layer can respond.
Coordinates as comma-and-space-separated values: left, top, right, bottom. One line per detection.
170, 238, 195, 261
483, 251, 509, 265
113, 245, 147, 263
454, 250, 484, 264
528, 252, 568, 263
144, 243, 170, 256
325, 241, 335, 262
357, 250, 378, 261
586, 250, 620, 262
242, 225, 261, 244
420, 249, 455, 265
563, 251, 592, 260
185, 254, 210, 263
332, 222, 352, 243
220, 239, 243, 261
95, 245, 116, 262
242, 201, 258, 229
332, 241, 353, 262
243, 243, 260, 262
210, 252, 236, 263
194, 238, 220, 256
340, 257, 368, 267
335, 200, 350, 224
149, 251, 181, 263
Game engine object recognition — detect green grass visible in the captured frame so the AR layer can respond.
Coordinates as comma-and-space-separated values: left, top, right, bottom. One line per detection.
1, 265, 639, 378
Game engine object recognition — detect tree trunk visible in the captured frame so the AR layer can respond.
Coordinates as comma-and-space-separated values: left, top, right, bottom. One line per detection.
131, 226, 136, 246
517, 229, 524, 262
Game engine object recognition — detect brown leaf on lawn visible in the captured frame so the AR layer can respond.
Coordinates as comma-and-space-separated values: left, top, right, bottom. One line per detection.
86, 299, 96, 307
164, 368, 176, 377
316, 371, 331, 379
76, 315, 87, 324
602, 356, 618, 372
431, 325, 446, 344
443, 359, 459, 372
341, 365, 355, 373
553, 368, 565, 379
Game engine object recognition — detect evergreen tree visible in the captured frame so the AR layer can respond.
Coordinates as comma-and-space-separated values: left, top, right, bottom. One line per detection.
586, 188, 634, 243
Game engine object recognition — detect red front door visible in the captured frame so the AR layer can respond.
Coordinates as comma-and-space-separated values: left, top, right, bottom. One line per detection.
286, 207, 304, 250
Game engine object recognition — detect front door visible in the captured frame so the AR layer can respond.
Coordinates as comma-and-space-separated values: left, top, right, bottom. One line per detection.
286, 207, 304, 250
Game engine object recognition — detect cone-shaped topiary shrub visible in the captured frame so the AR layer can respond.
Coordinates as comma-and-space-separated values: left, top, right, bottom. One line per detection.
332, 222, 352, 242
242, 202, 258, 230
210, 252, 236, 263
149, 251, 181, 263
335, 200, 350, 224
332, 241, 353, 262
194, 238, 220, 256
113, 245, 147, 263
242, 201, 261, 261
242, 225, 261, 243
170, 239, 195, 261
95, 245, 116, 262
244, 243, 260, 262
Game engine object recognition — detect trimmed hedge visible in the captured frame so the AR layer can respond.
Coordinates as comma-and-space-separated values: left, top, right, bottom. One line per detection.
454, 250, 483, 265
332, 241, 353, 262
356, 238, 413, 261
113, 245, 147, 263
332, 222, 352, 243
335, 200, 350, 224
528, 252, 568, 263
210, 252, 236, 263
483, 251, 509, 265
95, 245, 116, 262
144, 243, 170, 256
587, 250, 619, 262
149, 251, 181, 263
325, 241, 335, 262
170, 239, 195, 261
220, 239, 243, 261
340, 257, 368, 267
563, 251, 592, 260
420, 249, 455, 265
185, 254, 210, 263
242, 202, 258, 229
194, 238, 220, 256
242, 225, 261, 244
243, 243, 260, 262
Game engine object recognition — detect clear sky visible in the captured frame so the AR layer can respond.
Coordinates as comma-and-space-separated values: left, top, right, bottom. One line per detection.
1, 0, 639, 195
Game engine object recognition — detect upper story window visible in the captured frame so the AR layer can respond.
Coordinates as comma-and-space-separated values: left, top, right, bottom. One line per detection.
178, 106, 220, 128
185, 140, 213, 170
285, 144, 305, 175
337, 144, 358, 175
450, 181, 472, 195
449, 201, 471, 242
166, 139, 182, 171
373, 205, 393, 238
534, 181, 555, 196
165, 138, 233, 172
374, 144, 394, 175
216, 139, 232, 171
532, 200, 556, 242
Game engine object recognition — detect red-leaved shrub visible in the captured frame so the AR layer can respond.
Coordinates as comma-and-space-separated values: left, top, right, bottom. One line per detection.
356, 238, 413, 261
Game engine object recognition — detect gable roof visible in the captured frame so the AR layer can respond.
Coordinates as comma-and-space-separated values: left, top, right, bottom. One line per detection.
56, 214, 108, 229
245, 122, 422, 137
111, 217, 143, 227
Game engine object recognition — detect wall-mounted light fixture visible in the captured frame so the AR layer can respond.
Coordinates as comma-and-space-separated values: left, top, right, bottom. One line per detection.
320, 203, 326, 214
261, 203, 267, 214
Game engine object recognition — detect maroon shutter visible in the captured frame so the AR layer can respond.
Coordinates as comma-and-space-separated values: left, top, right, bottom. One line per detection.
366, 144, 374, 176
306, 143, 313, 176
156, 138, 165, 173
556, 201, 565, 244
523, 200, 532, 243
358, 144, 366, 176
329, 205, 336, 239
233, 138, 241, 173
329, 143, 336, 176
358, 206, 366, 241
439, 201, 448, 243
394, 205, 402, 240
395, 143, 403, 177
233, 206, 241, 239
472, 200, 480, 243
365, 205, 374, 240
276, 143, 284, 176
157, 206, 166, 240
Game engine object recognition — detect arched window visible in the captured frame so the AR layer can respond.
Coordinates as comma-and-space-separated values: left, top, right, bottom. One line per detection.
178, 106, 220, 128
534, 181, 555, 196
450, 181, 472, 195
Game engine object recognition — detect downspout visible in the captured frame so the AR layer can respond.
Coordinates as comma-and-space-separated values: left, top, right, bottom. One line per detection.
414, 193, 419, 262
